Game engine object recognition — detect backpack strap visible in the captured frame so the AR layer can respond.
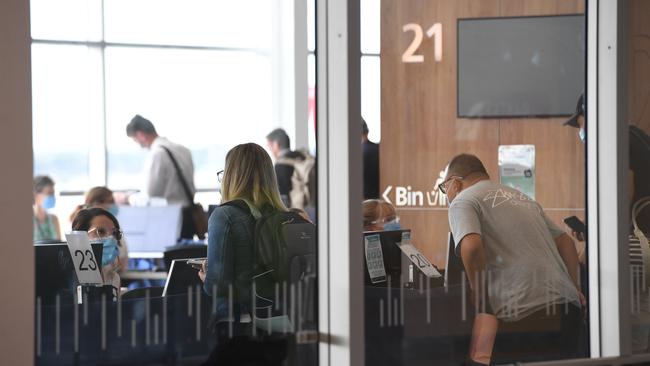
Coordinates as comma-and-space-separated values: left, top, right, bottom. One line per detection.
221, 199, 262, 219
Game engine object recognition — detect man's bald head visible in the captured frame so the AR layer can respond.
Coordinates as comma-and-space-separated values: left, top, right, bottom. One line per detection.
446, 153, 489, 179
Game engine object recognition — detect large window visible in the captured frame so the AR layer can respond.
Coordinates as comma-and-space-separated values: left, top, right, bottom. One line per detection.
31, 0, 278, 192
361, 0, 381, 142
31, 0, 287, 225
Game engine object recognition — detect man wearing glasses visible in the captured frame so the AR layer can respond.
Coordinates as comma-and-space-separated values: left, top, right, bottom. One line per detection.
441, 154, 586, 365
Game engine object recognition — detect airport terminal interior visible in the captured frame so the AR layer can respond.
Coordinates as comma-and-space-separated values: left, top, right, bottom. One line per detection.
2, 0, 650, 365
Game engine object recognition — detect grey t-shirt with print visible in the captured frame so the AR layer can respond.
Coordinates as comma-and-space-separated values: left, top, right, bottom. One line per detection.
448, 180, 580, 321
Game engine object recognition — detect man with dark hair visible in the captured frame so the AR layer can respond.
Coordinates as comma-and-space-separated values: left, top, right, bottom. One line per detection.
441, 153, 585, 364
126, 114, 158, 137
361, 119, 380, 199
266, 128, 315, 211
126, 115, 197, 239
266, 128, 291, 154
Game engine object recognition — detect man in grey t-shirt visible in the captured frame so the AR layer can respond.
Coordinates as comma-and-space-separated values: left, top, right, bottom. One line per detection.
441, 154, 586, 364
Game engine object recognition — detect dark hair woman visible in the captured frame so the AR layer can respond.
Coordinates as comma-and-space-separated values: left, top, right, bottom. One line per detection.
71, 208, 124, 296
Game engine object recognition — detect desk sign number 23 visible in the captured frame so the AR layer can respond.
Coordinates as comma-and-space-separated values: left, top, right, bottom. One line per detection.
402, 22, 442, 63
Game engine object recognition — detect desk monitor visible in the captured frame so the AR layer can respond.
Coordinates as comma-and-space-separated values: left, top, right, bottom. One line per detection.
117, 205, 183, 258
444, 233, 466, 287
163, 244, 208, 271
362, 230, 410, 287
162, 259, 204, 297
34, 242, 103, 303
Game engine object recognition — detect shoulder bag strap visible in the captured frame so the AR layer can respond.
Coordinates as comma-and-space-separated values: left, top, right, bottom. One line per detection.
160, 145, 194, 204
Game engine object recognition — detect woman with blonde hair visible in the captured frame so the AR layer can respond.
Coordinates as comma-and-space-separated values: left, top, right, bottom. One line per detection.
198, 143, 290, 355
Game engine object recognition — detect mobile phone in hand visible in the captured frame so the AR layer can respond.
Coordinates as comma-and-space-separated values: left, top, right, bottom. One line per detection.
563, 216, 586, 235
187, 258, 206, 270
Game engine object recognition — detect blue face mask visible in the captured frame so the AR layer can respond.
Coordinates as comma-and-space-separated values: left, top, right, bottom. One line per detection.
108, 204, 119, 217
578, 128, 586, 143
383, 220, 401, 231
42, 194, 56, 210
99, 237, 119, 266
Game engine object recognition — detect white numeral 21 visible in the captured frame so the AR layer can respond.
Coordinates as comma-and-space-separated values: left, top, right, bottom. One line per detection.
401, 22, 443, 63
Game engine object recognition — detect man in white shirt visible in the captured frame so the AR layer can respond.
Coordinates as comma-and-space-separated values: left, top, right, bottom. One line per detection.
442, 153, 586, 364
126, 115, 197, 239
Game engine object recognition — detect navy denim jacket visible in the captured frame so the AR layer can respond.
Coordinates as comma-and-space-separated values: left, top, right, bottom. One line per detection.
204, 203, 257, 322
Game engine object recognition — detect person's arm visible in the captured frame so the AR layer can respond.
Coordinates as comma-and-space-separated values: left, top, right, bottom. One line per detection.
555, 233, 587, 306
459, 233, 489, 311
555, 233, 581, 289
542, 210, 587, 306
201, 208, 233, 295
459, 233, 498, 364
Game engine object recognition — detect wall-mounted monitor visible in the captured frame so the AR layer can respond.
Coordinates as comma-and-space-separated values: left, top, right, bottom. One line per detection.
457, 15, 585, 118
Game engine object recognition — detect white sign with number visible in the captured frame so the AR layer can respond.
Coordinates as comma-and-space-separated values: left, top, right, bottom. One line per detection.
65, 231, 104, 285
398, 232, 442, 278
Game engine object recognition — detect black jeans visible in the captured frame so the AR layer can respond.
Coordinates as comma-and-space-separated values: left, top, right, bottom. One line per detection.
492, 303, 587, 364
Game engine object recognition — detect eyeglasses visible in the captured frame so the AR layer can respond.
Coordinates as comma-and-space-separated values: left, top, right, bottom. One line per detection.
217, 170, 224, 183
438, 176, 464, 194
88, 226, 123, 240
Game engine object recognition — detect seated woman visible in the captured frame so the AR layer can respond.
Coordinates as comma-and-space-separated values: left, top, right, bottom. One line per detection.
71, 187, 128, 272
198, 143, 290, 364
71, 207, 124, 299
362, 199, 400, 232
33, 175, 61, 242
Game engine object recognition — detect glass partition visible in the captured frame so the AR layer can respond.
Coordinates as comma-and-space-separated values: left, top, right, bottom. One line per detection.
360, 1, 589, 364
31, 0, 318, 364
626, 0, 650, 355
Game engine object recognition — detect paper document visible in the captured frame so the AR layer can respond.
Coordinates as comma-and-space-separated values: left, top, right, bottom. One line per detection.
498, 144, 536, 199
364, 234, 387, 284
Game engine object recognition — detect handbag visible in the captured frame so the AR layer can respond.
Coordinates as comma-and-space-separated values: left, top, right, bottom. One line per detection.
161, 146, 208, 239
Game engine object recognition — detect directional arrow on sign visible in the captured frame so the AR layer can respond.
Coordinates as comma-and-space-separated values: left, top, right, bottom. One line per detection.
382, 186, 392, 204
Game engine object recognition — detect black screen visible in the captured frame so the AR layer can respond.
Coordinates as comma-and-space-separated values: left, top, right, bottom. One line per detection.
458, 15, 585, 118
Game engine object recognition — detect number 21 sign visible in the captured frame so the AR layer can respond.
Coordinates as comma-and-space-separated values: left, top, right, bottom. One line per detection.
402, 22, 443, 63
66, 231, 104, 286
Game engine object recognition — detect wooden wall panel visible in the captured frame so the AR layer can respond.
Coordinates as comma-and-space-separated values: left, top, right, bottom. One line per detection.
381, 0, 585, 267
629, 0, 650, 134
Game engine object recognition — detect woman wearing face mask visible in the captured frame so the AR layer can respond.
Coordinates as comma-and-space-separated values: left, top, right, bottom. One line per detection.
33, 175, 61, 242
71, 207, 124, 297
70, 187, 128, 272
363, 199, 401, 232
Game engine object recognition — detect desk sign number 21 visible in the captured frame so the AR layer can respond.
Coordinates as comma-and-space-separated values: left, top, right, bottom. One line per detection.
402, 23, 442, 63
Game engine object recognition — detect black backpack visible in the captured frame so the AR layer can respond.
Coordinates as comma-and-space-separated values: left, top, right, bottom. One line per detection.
222, 200, 317, 335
